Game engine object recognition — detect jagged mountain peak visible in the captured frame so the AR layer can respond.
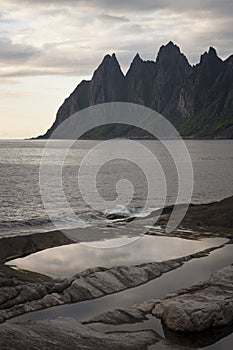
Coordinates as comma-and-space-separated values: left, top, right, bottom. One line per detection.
156, 41, 191, 70
99, 53, 120, 65
132, 53, 143, 63
125, 52, 156, 79
200, 47, 222, 65
156, 41, 181, 59
208, 47, 218, 56
163, 41, 178, 49
92, 52, 124, 80
126, 53, 143, 71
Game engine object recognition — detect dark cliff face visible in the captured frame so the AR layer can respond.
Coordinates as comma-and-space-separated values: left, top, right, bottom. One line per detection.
89, 54, 126, 105
126, 53, 157, 106
152, 42, 192, 112
39, 42, 233, 139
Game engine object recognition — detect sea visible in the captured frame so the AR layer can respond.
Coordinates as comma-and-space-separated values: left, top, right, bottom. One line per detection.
0, 139, 233, 238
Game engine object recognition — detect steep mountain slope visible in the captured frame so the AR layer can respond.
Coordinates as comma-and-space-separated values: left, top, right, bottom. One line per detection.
38, 42, 233, 139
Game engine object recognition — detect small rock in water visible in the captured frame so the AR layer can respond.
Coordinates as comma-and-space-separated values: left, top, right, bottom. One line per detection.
106, 213, 129, 220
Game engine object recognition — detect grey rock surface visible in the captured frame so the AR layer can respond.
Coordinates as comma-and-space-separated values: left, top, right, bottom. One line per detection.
0, 230, 72, 264
0, 317, 197, 350
148, 340, 196, 349
0, 244, 223, 323
84, 265, 233, 334
153, 265, 233, 332
0, 317, 158, 350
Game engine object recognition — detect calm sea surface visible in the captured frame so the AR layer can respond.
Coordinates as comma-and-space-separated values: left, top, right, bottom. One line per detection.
0, 139, 232, 237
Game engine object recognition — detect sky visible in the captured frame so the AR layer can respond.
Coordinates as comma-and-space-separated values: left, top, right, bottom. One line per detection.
0, 0, 233, 139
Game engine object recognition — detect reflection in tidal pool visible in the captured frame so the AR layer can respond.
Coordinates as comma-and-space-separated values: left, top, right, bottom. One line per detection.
7, 236, 227, 278
9, 237, 233, 349
13, 244, 233, 350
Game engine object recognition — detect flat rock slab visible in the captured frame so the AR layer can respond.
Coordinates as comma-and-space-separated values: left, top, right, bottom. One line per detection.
153, 265, 233, 332
0, 317, 158, 350
149, 196, 233, 237
0, 317, 196, 350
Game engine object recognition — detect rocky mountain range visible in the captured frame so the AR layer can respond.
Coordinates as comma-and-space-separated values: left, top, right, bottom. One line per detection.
38, 42, 233, 139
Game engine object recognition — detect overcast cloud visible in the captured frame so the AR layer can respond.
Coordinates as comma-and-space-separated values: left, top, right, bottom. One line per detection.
0, 0, 232, 79
0, 0, 232, 138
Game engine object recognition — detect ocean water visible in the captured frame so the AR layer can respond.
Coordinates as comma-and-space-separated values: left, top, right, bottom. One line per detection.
0, 139, 233, 238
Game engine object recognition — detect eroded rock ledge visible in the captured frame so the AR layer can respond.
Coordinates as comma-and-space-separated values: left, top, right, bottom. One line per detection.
0, 317, 157, 350
148, 196, 233, 238
0, 244, 224, 323
0, 317, 194, 350
0, 230, 73, 264
84, 264, 233, 334
153, 264, 233, 332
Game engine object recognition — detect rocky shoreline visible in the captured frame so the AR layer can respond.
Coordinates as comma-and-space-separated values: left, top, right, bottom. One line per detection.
0, 196, 232, 349
0, 243, 227, 324
84, 264, 233, 333
147, 195, 233, 238
0, 317, 192, 350
1, 244, 232, 349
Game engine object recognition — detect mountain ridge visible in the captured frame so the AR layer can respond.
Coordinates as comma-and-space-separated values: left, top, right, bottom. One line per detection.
38, 42, 233, 139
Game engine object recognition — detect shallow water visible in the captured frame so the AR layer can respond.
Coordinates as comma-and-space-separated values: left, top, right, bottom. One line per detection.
7, 236, 226, 278
13, 243, 233, 350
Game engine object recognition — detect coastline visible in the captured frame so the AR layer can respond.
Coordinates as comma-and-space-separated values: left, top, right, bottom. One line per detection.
1, 195, 233, 265
0, 196, 232, 349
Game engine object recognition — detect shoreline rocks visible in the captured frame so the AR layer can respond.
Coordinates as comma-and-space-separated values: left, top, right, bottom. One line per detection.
0, 197, 232, 348
0, 317, 159, 350
148, 196, 233, 238
0, 244, 225, 323
153, 264, 233, 332
0, 316, 197, 350
0, 231, 73, 265
84, 264, 233, 336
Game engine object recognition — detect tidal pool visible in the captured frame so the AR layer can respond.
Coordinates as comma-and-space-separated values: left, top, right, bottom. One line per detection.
7, 236, 227, 278
12, 242, 233, 349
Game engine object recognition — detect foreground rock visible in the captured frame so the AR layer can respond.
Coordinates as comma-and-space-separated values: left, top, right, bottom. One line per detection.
153, 264, 233, 332
0, 317, 158, 350
0, 317, 195, 350
85, 264, 233, 334
0, 231, 73, 264
147, 195, 233, 238
0, 244, 224, 323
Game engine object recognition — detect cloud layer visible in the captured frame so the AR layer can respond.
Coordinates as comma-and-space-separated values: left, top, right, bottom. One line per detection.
0, 0, 232, 79
0, 0, 232, 138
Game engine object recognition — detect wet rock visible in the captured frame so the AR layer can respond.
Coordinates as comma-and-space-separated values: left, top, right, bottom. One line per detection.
152, 265, 233, 332
148, 196, 233, 238
163, 321, 233, 348
83, 299, 160, 325
0, 317, 159, 350
106, 213, 129, 220
150, 340, 195, 349
0, 231, 73, 264
84, 308, 147, 325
